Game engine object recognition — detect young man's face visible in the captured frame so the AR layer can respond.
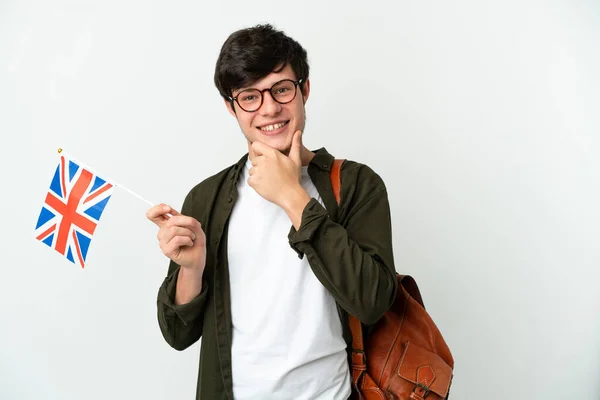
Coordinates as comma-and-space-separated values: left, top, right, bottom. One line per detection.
226, 64, 310, 155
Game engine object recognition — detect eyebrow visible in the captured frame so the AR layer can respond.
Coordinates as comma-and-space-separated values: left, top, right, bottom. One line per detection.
234, 78, 295, 95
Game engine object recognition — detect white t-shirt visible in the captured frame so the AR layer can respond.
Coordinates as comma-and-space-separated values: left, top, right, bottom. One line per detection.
227, 159, 351, 400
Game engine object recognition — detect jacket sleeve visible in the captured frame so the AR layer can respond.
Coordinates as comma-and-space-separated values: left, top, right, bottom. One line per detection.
287, 177, 397, 326
156, 190, 209, 351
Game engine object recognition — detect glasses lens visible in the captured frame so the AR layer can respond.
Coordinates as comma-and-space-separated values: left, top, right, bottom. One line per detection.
237, 89, 262, 112
271, 80, 297, 104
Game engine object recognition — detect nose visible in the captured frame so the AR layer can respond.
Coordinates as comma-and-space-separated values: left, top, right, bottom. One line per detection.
259, 90, 282, 116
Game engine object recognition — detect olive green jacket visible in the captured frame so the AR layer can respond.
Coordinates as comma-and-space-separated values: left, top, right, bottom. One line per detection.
157, 147, 398, 399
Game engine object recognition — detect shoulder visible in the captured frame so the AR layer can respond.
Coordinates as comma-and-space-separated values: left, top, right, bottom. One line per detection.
339, 158, 387, 193
313, 147, 387, 193
331, 157, 390, 222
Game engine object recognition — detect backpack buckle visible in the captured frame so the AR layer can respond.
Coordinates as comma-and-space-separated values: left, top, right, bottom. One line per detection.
411, 383, 431, 399
351, 350, 366, 369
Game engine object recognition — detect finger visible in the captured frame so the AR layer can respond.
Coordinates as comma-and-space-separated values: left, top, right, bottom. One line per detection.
289, 130, 303, 166
146, 203, 169, 220
159, 226, 196, 244
249, 165, 261, 176
162, 236, 194, 256
172, 236, 194, 249
146, 203, 176, 227
251, 141, 276, 157
250, 155, 264, 166
160, 204, 180, 216
165, 215, 202, 234
249, 144, 258, 162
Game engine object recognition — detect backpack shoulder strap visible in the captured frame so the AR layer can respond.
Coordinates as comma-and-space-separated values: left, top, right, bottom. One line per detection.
330, 159, 344, 205
329, 159, 367, 361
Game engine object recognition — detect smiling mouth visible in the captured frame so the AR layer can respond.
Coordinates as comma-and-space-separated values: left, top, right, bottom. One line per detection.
258, 121, 289, 132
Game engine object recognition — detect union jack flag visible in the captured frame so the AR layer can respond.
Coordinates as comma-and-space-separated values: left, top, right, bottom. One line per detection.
35, 154, 114, 268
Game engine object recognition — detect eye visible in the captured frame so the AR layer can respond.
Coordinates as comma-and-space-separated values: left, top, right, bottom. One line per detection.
242, 95, 258, 102
274, 87, 290, 94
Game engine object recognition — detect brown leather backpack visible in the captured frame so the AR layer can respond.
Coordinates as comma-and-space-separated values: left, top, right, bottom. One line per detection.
330, 159, 455, 400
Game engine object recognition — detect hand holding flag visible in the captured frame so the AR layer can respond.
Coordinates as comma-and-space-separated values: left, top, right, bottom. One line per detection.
35, 149, 205, 270
146, 204, 206, 271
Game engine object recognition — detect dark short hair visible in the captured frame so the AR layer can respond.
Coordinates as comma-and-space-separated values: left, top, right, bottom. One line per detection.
214, 24, 309, 101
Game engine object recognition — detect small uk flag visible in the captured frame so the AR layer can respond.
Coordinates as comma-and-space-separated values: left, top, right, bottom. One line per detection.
35, 154, 114, 268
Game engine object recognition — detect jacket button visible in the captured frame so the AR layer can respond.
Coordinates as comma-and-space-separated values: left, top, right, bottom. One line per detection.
212, 238, 218, 244
227, 197, 233, 203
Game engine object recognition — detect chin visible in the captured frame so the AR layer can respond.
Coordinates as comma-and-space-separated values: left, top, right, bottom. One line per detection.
268, 142, 291, 155
279, 146, 292, 156
257, 133, 292, 151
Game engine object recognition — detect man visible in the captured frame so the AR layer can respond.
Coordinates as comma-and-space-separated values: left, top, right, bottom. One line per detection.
147, 24, 398, 400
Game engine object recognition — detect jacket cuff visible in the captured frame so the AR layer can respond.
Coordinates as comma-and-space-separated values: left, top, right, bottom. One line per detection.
288, 197, 329, 258
157, 267, 208, 326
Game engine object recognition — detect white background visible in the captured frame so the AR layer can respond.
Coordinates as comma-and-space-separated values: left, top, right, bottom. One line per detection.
1, 0, 599, 399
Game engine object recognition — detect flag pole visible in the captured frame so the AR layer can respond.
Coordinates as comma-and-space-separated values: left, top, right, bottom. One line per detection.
57, 148, 156, 208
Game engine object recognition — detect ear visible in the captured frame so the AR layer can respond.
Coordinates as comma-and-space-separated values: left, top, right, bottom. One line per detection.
224, 98, 237, 117
301, 78, 310, 104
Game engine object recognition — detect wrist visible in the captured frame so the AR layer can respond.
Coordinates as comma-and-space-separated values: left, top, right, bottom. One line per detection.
282, 185, 311, 230
180, 261, 205, 274
282, 184, 310, 210
175, 264, 204, 306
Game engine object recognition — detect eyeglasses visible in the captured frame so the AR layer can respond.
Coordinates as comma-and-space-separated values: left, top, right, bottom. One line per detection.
229, 79, 304, 112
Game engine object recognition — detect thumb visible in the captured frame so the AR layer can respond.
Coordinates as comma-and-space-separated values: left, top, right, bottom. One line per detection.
162, 204, 180, 216
289, 130, 303, 166
160, 204, 179, 221
146, 203, 179, 227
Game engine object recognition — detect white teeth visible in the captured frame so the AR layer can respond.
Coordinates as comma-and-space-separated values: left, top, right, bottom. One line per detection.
260, 122, 286, 131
